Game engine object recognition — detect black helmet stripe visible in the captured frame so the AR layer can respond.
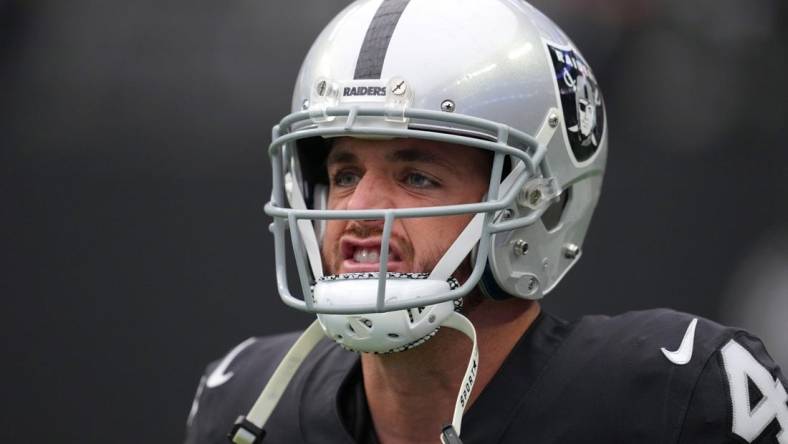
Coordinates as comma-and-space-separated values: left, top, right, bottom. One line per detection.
354, 0, 412, 80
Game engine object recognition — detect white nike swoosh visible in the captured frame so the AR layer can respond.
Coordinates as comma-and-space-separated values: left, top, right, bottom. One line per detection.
206, 337, 257, 388
661, 318, 698, 365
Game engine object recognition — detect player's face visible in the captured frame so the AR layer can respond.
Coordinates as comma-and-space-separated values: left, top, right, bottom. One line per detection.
322, 137, 491, 276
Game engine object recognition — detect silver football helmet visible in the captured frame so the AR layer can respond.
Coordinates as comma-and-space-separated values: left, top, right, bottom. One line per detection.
263, 0, 607, 354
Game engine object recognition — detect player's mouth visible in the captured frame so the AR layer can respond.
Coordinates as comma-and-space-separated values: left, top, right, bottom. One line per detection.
339, 238, 405, 273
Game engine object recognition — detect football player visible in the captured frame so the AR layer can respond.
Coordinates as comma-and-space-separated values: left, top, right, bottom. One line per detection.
185, 0, 788, 443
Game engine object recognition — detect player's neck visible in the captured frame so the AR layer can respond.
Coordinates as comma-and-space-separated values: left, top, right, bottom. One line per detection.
360, 298, 540, 444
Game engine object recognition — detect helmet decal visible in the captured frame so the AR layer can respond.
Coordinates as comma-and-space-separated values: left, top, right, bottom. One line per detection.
547, 43, 605, 163
354, 0, 413, 80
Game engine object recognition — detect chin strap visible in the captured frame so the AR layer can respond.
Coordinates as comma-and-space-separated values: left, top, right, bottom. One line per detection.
440, 312, 479, 444
228, 313, 479, 444
228, 320, 325, 444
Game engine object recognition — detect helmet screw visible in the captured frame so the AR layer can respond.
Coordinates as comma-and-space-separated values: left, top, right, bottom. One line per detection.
316, 80, 328, 96
528, 189, 542, 206
301, 99, 310, 110
548, 112, 560, 128
513, 239, 529, 256
563, 243, 580, 259
391, 79, 408, 96
514, 273, 539, 295
441, 99, 456, 113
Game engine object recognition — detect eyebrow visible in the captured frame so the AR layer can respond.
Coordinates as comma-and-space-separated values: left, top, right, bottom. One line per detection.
326, 147, 458, 173
386, 148, 439, 164
325, 149, 358, 166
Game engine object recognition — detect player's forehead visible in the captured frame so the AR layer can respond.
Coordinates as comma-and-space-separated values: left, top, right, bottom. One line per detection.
326, 137, 488, 172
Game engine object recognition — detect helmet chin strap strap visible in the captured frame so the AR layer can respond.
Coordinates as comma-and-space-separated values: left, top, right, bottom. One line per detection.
228, 312, 479, 444
228, 320, 325, 444
440, 311, 479, 444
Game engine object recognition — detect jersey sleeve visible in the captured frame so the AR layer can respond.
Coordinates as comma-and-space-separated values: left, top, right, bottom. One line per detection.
679, 332, 788, 444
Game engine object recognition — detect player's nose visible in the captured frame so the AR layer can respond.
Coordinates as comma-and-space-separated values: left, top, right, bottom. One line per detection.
345, 172, 395, 212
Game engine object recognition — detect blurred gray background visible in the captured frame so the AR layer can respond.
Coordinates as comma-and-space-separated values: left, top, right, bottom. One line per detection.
1, 0, 786, 442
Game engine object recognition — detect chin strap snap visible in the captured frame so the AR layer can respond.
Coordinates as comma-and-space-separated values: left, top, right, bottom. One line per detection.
441, 425, 463, 444
229, 313, 478, 444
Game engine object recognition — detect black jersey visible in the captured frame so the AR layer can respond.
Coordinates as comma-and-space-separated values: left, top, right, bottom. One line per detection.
184, 309, 788, 444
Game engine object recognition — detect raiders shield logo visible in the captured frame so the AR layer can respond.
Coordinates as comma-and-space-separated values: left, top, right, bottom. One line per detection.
547, 44, 605, 163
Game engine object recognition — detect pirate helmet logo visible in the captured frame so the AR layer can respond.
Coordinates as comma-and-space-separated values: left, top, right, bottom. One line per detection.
548, 44, 605, 163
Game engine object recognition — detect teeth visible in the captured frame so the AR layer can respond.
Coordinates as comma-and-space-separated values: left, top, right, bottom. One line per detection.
353, 248, 381, 263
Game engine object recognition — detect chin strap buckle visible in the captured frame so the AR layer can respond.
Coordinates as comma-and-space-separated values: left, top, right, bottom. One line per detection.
228, 416, 266, 444
440, 425, 463, 444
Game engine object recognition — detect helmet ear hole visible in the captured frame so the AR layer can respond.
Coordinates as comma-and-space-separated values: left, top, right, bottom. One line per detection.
541, 187, 571, 232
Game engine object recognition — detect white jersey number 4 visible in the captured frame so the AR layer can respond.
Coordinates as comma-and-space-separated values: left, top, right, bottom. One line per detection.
721, 339, 788, 444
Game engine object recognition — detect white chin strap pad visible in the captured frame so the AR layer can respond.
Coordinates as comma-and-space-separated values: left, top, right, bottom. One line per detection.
314, 275, 456, 354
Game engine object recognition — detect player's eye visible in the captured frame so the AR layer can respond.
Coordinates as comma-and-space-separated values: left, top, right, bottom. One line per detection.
332, 170, 360, 188
402, 171, 439, 189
